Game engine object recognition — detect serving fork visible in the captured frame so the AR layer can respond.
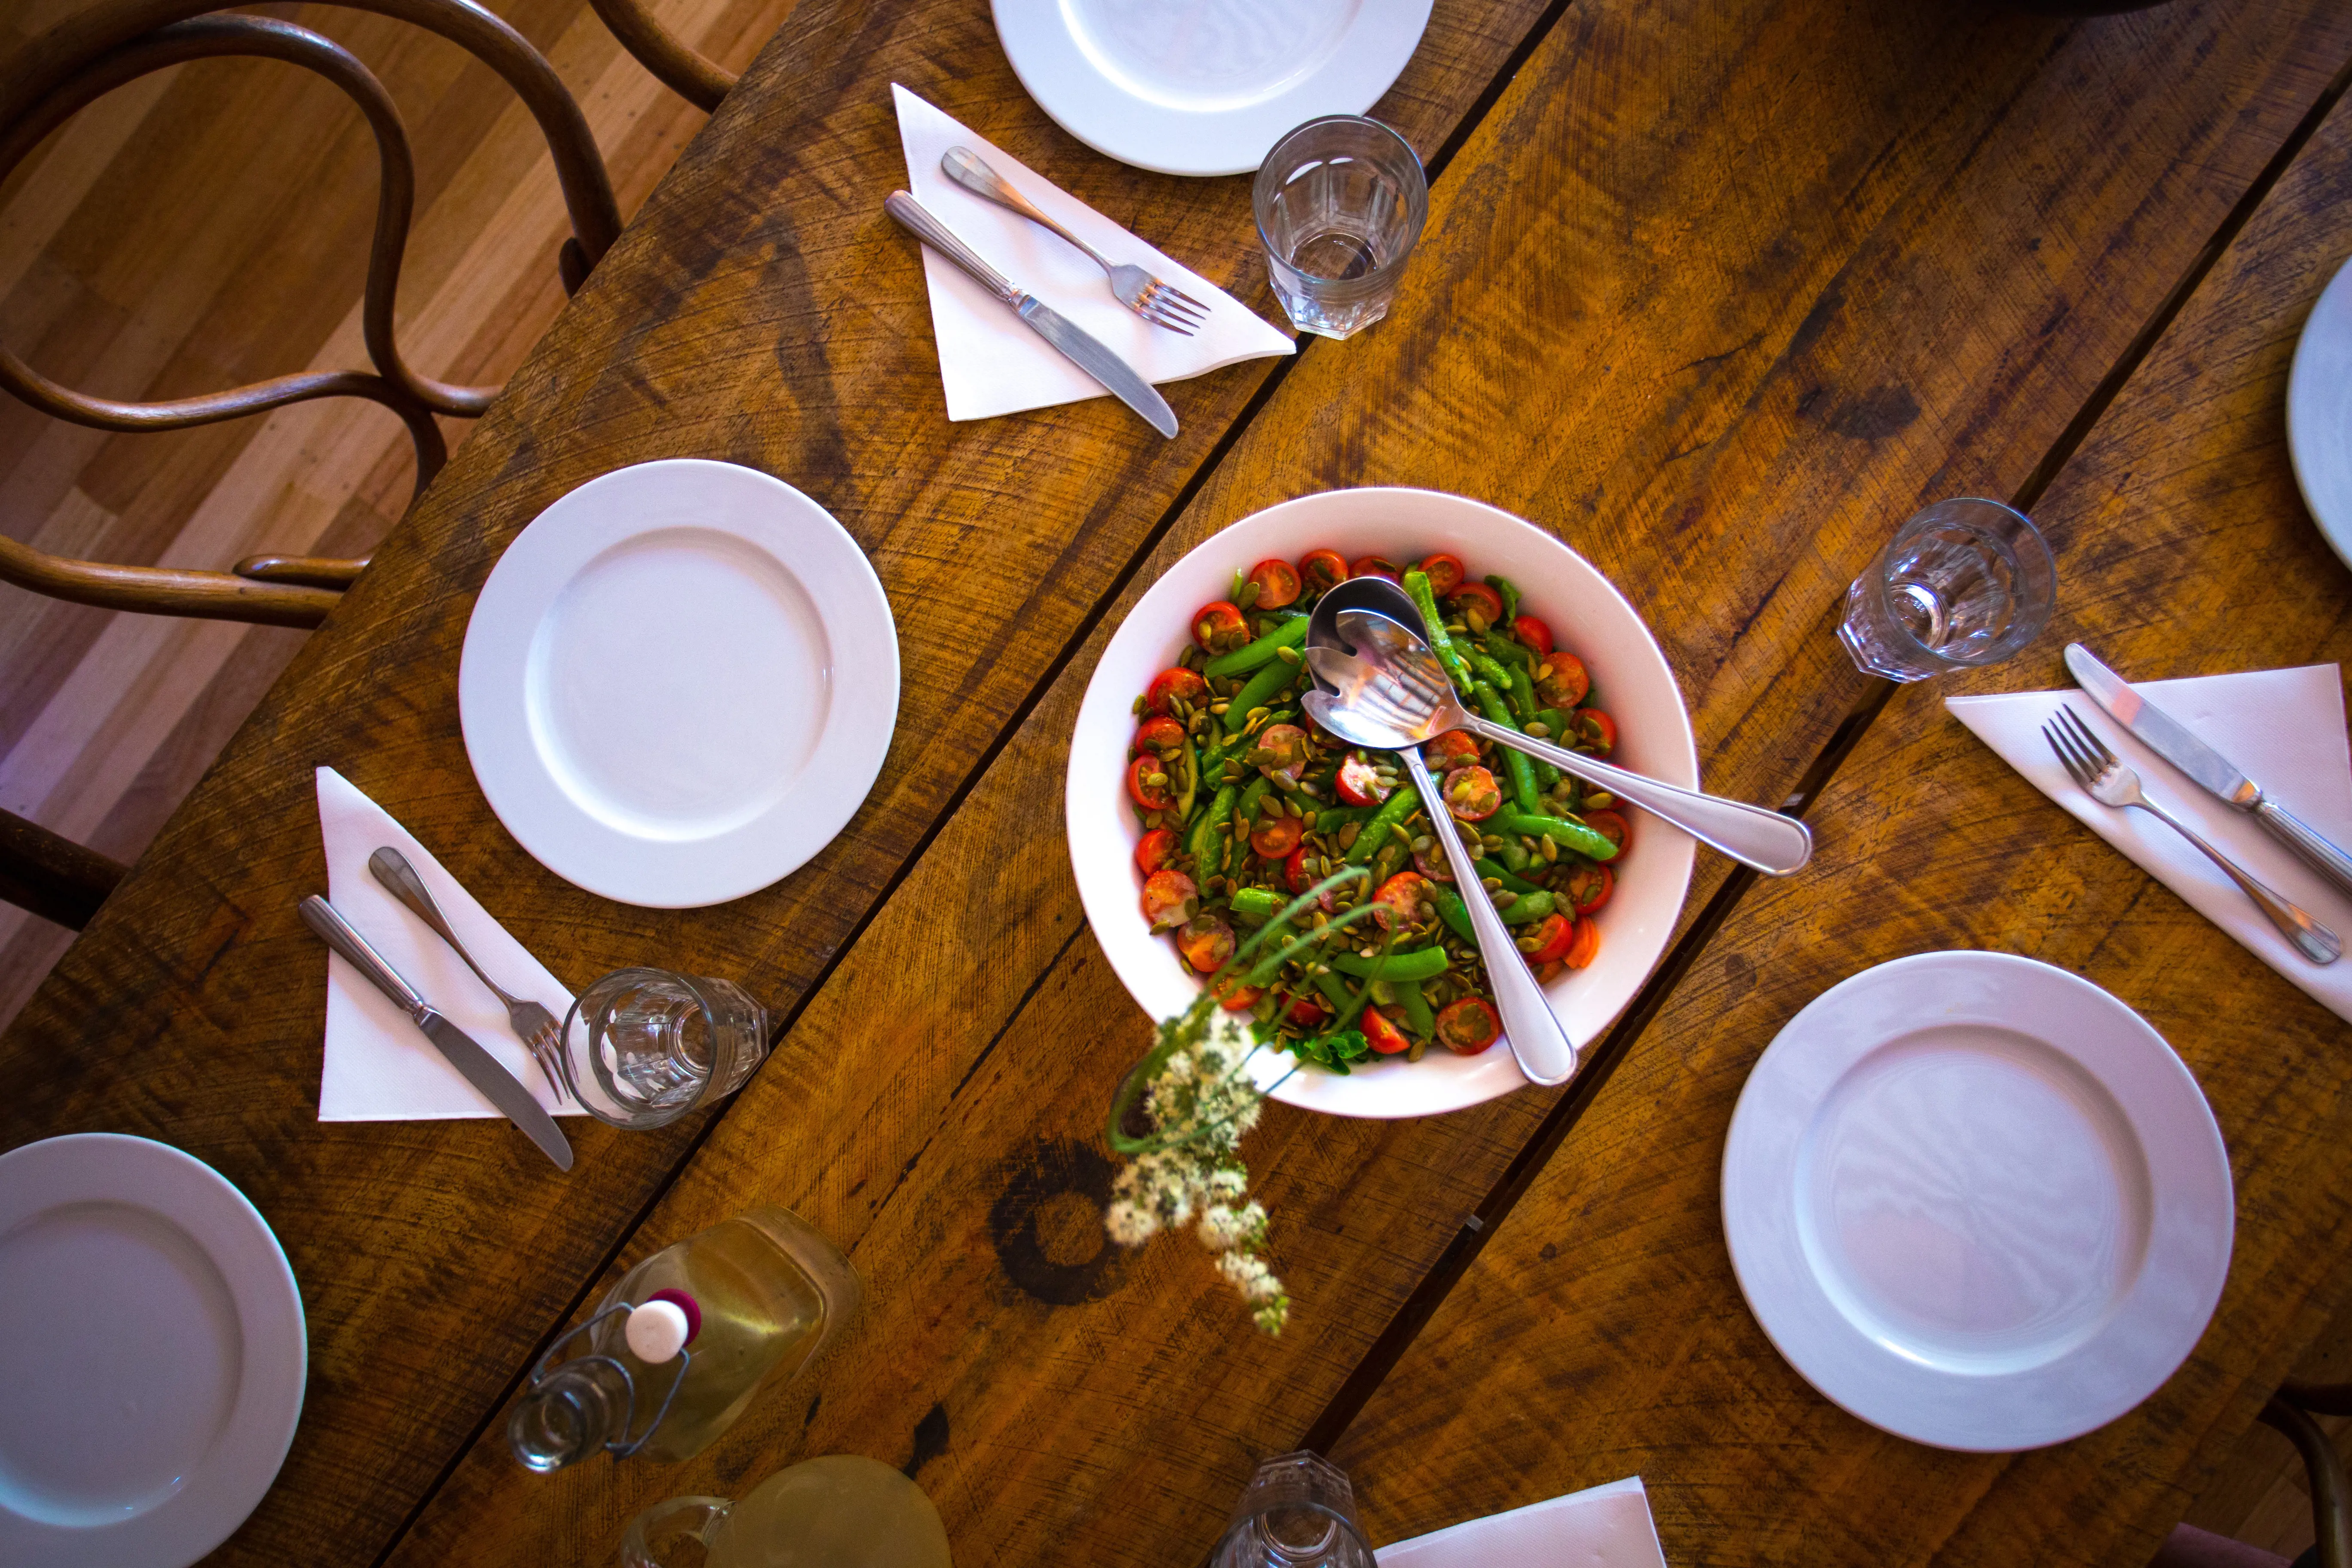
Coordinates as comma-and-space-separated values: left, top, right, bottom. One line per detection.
367, 846, 575, 1099
2043, 704, 2340, 965
940, 147, 1209, 335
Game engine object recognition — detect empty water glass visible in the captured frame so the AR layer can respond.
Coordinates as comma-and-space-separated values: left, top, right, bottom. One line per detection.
559, 968, 769, 1130
1838, 497, 2057, 682
1253, 116, 1428, 340
1212, 1452, 1374, 1568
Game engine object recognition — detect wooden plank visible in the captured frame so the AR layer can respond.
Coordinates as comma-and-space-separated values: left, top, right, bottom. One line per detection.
377, 2, 2352, 1565
0, 3, 1553, 1563
1330, 74, 2352, 1568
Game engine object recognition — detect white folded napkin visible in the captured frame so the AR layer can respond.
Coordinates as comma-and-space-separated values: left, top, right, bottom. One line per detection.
315, 767, 579, 1119
1375, 1476, 1668, 1567
1947, 664, 2352, 1024
891, 83, 1294, 422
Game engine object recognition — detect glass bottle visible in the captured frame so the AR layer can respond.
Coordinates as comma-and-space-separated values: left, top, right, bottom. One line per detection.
621, 1455, 952, 1568
509, 1205, 860, 1470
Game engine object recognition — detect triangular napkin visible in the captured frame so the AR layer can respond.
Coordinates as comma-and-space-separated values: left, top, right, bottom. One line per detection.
315, 766, 579, 1119
891, 83, 1293, 421
1375, 1476, 1669, 1568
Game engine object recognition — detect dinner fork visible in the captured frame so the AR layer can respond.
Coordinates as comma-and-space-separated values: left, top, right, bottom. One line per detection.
940, 147, 1210, 335
367, 846, 576, 1099
2043, 705, 2340, 965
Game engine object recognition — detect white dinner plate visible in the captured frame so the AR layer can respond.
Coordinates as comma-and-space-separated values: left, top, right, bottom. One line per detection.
459, 460, 899, 909
0, 1134, 306, 1567
992, 0, 1435, 177
1066, 487, 1700, 1119
1722, 952, 2234, 1452
2289, 255, 2352, 572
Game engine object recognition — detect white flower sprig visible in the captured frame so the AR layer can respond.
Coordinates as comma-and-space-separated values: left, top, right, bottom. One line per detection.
1103, 867, 1378, 1335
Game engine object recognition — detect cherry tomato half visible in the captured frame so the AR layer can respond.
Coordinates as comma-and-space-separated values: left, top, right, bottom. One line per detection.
1144, 667, 1208, 717
1434, 997, 1501, 1055
1350, 554, 1402, 582
1535, 652, 1590, 709
1412, 848, 1456, 884
1252, 723, 1311, 784
1448, 581, 1504, 630
1215, 977, 1264, 1012
1247, 558, 1301, 609
1443, 764, 1502, 822
1372, 871, 1436, 930
1510, 614, 1554, 657
1583, 809, 1629, 855
1135, 827, 1178, 876
1141, 870, 1197, 931
1564, 916, 1602, 970
1251, 813, 1305, 860
1131, 715, 1186, 757
1193, 600, 1250, 655
1127, 754, 1175, 812
1298, 549, 1350, 594
1363, 1007, 1412, 1055
1335, 754, 1390, 807
1523, 912, 1575, 965
1286, 995, 1332, 1030
1417, 552, 1466, 597
1564, 861, 1614, 914
1576, 709, 1618, 754
1284, 842, 1312, 894
1427, 730, 1480, 767
1176, 913, 1236, 974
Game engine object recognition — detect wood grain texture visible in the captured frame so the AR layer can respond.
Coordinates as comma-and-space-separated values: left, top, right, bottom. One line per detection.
0, 3, 1550, 1563
378, 1, 2352, 1563
1332, 80, 2352, 1568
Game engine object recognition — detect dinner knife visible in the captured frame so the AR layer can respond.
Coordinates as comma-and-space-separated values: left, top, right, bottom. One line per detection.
2065, 642, 2352, 901
299, 895, 575, 1171
883, 190, 1179, 438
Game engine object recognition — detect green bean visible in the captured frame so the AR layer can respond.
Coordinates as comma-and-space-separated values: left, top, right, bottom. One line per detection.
1474, 681, 1543, 815
1492, 810, 1619, 861
1429, 885, 1476, 943
1222, 660, 1299, 734
1314, 972, 1355, 1016
1331, 946, 1450, 982
1204, 613, 1309, 679
1469, 648, 1518, 691
1482, 632, 1534, 668
1403, 570, 1476, 695
1533, 707, 1568, 737
1485, 574, 1522, 624
1235, 776, 1271, 830
1500, 889, 1556, 925
1474, 858, 1541, 894
1399, 978, 1434, 1039
1345, 786, 1421, 866
1230, 887, 1282, 926
1316, 804, 1378, 834
1191, 783, 1237, 873
1502, 666, 1557, 786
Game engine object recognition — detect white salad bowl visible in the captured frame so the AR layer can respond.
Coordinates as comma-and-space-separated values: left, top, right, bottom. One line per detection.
1066, 487, 1700, 1118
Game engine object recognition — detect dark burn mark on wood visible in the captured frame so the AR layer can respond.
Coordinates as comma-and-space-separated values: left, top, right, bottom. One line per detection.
986, 1136, 1129, 1306
903, 1402, 949, 1479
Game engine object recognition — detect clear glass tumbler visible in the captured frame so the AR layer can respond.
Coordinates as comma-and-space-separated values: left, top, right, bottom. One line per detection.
1838, 497, 2058, 682
1211, 1452, 1374, 1568
1253, 116, 1429, 340
559, 967, 769, 1130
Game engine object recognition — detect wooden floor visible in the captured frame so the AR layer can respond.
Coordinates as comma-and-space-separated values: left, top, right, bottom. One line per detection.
0, 3, 2340, 1561
0, 0, 792, 1030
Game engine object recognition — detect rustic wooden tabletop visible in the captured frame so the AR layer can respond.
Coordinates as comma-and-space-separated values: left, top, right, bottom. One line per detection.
5, 1, 2351, 1564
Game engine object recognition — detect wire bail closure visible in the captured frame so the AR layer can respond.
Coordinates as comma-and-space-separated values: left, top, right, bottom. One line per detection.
525, 1302, 693, 1459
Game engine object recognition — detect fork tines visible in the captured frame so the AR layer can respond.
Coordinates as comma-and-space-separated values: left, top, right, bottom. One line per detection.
1135, 278, 1210, 335
2042, 704, 2114, 789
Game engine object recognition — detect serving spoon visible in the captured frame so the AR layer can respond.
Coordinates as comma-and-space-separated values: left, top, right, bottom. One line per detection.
1304, 588, 1812, 875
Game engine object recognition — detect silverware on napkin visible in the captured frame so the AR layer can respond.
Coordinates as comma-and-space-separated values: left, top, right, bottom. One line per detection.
2067, 642, 2352, 901
938, 147, 1208, 335
299, 895, 576, 1170
884, 189, 1178, 438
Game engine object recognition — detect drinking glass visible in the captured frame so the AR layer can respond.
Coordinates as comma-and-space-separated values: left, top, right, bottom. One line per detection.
1837, 497, 2057, 682
1253, 116, 1429, 340
559, 968, 769, 1130
1212, 1452, 1374, 1568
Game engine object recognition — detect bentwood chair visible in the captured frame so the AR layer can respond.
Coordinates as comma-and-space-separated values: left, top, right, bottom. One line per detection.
0, 0, 740, 924
2152, 1384, 2352, 1568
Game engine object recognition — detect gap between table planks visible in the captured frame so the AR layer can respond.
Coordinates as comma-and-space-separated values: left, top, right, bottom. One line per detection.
1332, 62, 2352, 1568
0, 0, 1560, 1563
358, 2, 2352, 1565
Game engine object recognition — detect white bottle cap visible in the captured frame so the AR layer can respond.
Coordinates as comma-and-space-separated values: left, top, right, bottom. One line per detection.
625, 1298, 692, 1363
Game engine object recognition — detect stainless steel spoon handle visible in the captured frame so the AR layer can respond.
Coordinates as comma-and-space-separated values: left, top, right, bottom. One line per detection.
1458, 714, 1813, 876
2135, 798, 2342, 965
1399, 746, 1578, 1086
941, 147, 1113, 273
368, 846, 523, 1005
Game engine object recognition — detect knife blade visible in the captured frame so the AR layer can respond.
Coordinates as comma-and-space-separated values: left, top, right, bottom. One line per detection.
884, 190, 1178, 438
299, 895, 575, 1171
2065, 642, 2352, 901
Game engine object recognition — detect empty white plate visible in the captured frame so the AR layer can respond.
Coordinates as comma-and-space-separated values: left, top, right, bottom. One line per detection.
1721, 951, 2233, 1452
460, 460, 899, 908
2289, 256, 2352, 572
992, 0, 1434, 177
0, 1134, 306, 1567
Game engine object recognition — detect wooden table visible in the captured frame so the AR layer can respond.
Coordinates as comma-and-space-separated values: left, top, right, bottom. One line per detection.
6, 2, 2351, 1564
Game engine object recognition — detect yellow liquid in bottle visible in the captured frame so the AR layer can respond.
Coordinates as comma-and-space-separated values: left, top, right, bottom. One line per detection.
714, 1456, 951, 1568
